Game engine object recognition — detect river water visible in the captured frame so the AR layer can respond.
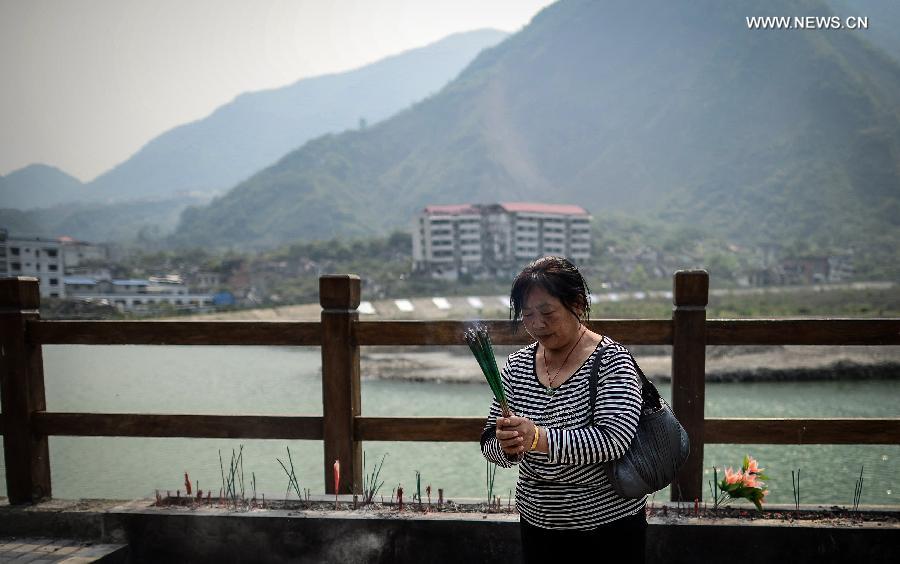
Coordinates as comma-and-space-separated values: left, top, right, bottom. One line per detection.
0, 345, 897, 507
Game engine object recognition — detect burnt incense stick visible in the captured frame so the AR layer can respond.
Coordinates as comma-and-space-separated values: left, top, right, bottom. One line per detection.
465, 322, 510, 418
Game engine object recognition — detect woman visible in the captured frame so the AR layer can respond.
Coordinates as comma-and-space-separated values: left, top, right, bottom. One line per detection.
479, 256, 647, 563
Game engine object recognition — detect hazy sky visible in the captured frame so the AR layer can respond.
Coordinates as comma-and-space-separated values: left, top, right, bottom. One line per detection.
0, 0, 553, 181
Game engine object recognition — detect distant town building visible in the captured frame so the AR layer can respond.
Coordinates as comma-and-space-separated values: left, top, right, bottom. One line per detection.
747, 267, 787, 287
826, 254, 855, 282
66, 265, 113, 280
147, 274, 188, 295
782, 256, 830, 284
63, 275, 217, 312
189, 270, 222, 292
58, 236, 109, 269
0, 228, 66, 298
749, 253, 855, 286
780, 254, 855, 285
1, 227, 224, 312
412, 203, 592, 279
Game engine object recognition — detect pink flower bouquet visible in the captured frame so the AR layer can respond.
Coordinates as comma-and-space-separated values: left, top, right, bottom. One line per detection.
712, 455, 770, 511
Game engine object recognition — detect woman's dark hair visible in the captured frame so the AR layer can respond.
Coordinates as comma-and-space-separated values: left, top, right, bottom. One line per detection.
510, 256, 591, 324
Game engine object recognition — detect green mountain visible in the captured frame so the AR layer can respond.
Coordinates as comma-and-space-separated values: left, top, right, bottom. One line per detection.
0, 194, 210, 244
171, 0, 900, 265
0, 30, 506, 245
0, 208, 43, 236
0, 164, 84, 210
85, 29, 507, 203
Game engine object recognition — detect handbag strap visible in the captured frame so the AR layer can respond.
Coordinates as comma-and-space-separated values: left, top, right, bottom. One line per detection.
589, 343, 662, 426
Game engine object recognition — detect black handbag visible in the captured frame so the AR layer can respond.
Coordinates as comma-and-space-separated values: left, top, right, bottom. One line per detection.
589, 345, 690, 499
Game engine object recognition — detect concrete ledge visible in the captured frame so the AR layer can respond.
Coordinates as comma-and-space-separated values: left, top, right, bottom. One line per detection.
647, 517, 899, 563
1, 499, 898, 564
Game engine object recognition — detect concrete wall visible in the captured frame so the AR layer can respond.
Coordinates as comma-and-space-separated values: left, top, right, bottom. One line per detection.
0, 502, 897, 564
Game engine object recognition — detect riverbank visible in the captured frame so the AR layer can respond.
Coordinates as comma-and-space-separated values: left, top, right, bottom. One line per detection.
360, 345, 900, 383
154, 283, 900, 384
159, 282, 899, 322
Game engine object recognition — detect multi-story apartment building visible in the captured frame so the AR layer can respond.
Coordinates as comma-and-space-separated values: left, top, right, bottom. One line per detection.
412, 204, 484, 277
0, 228, 66, 298
412, 203, 592, 278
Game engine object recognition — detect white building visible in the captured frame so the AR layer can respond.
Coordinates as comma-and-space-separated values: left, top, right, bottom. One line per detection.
0, 228, 66, 298
412, 204, 484, 279
412, 202, 592, 278
147, 274, 188, 295
58, 236, 109, 269
63, 275, 216, 312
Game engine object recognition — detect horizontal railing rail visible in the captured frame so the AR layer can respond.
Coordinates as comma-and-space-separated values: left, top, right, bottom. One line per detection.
4, 415, 900, 444
705, 319, 900, 345
703, 417, 900, 444
28, 318, 898, 347
2, 273, 898, 506
31, 413, 323, 440
28, 320, 323, 346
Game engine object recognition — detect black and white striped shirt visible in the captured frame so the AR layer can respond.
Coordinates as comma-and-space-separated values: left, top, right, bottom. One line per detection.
480, 335, 646, 529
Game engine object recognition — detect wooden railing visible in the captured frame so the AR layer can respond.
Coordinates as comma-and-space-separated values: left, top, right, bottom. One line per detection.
2, 272, 899, 505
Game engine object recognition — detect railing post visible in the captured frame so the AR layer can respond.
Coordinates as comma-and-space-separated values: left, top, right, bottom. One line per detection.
0, 277, 52, 503
320, 275, 361, 495
670, 270, 708, 502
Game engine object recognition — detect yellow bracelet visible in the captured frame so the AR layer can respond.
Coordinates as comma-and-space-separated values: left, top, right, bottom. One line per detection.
529, 424, 540, 451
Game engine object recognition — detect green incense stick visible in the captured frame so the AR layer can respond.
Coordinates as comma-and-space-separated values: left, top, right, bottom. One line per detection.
465, 323, 510, 417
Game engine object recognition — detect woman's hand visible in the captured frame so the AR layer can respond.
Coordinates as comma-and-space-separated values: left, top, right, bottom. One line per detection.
496, 415, 536, 456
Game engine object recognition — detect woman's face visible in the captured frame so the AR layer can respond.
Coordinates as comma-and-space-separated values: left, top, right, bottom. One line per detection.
521, 285, 582, 350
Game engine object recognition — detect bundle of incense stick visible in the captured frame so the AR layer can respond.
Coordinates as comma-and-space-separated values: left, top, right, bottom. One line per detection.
464, 323, 510, 418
